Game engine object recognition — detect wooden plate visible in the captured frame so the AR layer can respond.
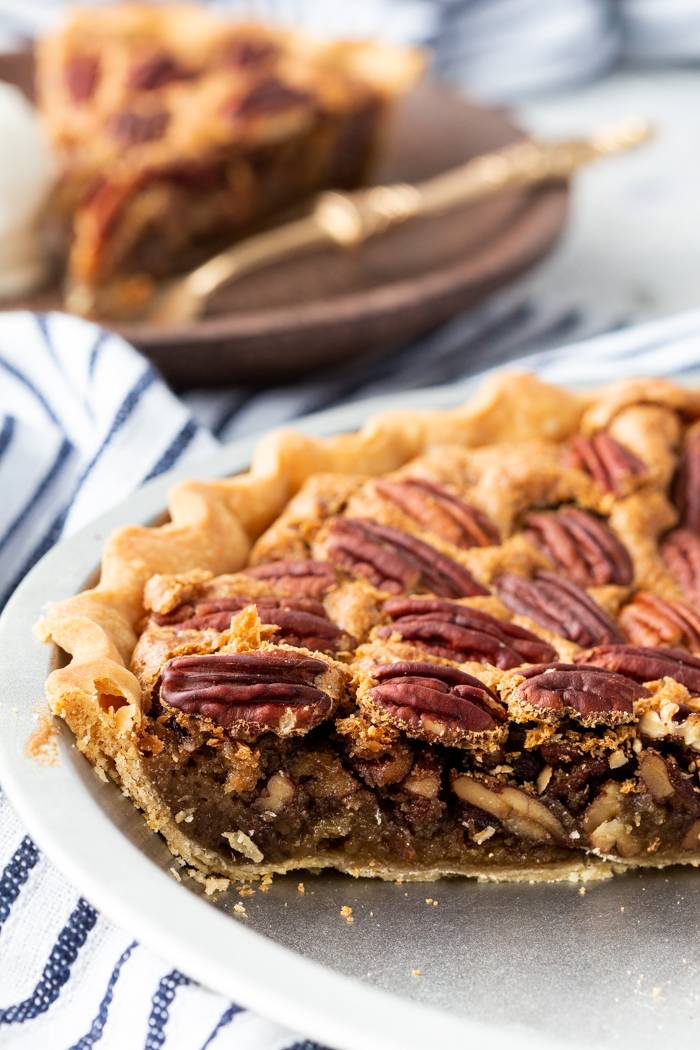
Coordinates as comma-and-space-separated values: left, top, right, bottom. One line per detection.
1, 55, 568, 388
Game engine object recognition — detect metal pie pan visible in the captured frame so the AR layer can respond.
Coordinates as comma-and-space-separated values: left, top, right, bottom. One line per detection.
0, 377, 699, 1050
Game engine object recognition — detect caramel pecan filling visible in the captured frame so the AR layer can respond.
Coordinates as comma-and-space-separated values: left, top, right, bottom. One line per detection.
324, 518, 487, 598
523, 508, 633, 588
160, 652, 336, 740
374, 478, 500, 548
377, 597, 556, 668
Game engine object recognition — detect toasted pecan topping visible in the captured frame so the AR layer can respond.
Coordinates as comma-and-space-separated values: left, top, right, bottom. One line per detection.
160, 651, 333, 739
576, 643, 700, 693
325, 518, 487, 598
65, 54, 100, 102
374, 478, 499, 549
618, 591, 700, 651
232, 78, 313, 118
661, 528, 700, 606
128, 54, 195, 91
523, 508, 633, 588
672, 428, 700, 532
513, 662, 648, 725
378, 597, 556, 669
562, 431, 646, 493
155, 595, 350, 654
243, 560, 336, 599
106, 109, 170, 144
361, 661, 506, 746
496, 569, 624, 647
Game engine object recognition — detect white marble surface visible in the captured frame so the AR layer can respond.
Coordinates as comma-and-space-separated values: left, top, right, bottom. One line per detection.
512, 67, 700, 329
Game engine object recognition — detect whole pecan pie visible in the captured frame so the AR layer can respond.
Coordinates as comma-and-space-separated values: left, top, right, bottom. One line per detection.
36, 3, 422, 319
36, 372, 700, 884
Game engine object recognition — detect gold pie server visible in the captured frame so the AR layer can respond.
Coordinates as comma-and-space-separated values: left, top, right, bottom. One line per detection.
147, 115, 652, 326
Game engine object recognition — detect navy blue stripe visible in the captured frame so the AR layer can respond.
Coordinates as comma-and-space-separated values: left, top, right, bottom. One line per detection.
88, 330, 109, 382
0, 898, 98, 1025
0, 352, 62, 427
36, 313, 63, 372
0, 836, 40, 931
286, 1042, 330, 1050
0, 414, 15, 466
143, 970, 193, 1049
199, 1003, 243, 1050
80, 366, 158, 484
142, 418, 198, 482
0, 501, 72, 609
0, 367, 158, 607
0, 437, 74, 556
67, 941, 137, 1050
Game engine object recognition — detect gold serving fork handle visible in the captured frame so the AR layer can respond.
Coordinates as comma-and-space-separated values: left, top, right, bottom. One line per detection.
147, 115, 652, 326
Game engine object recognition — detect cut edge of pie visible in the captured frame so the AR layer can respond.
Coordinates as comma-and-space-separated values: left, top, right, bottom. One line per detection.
34, 370, 700, 882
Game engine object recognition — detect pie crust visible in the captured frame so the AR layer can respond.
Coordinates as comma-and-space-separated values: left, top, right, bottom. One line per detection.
35, 372, 700, 883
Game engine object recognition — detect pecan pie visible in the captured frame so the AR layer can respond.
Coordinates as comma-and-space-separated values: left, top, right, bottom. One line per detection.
37, 372, 700, 884
37, 3, 422, 318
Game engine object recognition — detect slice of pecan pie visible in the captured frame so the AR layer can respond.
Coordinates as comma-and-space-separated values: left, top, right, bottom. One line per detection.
36, 2, 422, 318
36, 372, 700, 883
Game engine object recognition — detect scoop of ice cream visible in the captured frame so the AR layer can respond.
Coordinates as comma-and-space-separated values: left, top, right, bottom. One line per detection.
0, 81, 54, 299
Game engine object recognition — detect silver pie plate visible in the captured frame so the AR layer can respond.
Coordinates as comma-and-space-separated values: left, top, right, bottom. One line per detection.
1, 374, 699, 1050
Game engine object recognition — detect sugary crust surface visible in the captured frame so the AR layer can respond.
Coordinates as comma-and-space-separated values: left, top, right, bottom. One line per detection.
35, 371, 700, 882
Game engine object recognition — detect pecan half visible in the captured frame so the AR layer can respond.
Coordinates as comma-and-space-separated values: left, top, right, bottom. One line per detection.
523, 508, 633, 587
661, 528, 700, 606
359, 661, 506, 746
374, 478, 499, 549
65, 54, 100, 103
128, 54, 195, 90
107, 110, 170, 144
618, 591, 700, 650
576, 643, 700, 693
223, 37, 279, 68
378, 597, 556, 669
562, 431, 646, 493
156, 595, 351, 654
243, 560, 336, 599
512, 663, 648, 725
672, 428, 700, 532
325, 518, 487, 598
451, 773, 568, 845
496, 569, 624, 647
233, 79, 313, 118
160, 652, 335, 740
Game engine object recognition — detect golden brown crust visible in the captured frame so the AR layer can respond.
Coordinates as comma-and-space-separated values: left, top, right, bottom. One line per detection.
35, 371, 700, 882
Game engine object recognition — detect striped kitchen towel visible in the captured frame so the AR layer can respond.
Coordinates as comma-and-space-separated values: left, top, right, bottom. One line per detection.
2, 303, 700, 1048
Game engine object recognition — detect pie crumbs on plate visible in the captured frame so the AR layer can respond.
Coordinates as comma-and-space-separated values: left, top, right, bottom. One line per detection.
35, 372, 700, 883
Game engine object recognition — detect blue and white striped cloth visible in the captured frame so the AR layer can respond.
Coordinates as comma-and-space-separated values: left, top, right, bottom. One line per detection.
3, 304, 700, 1048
